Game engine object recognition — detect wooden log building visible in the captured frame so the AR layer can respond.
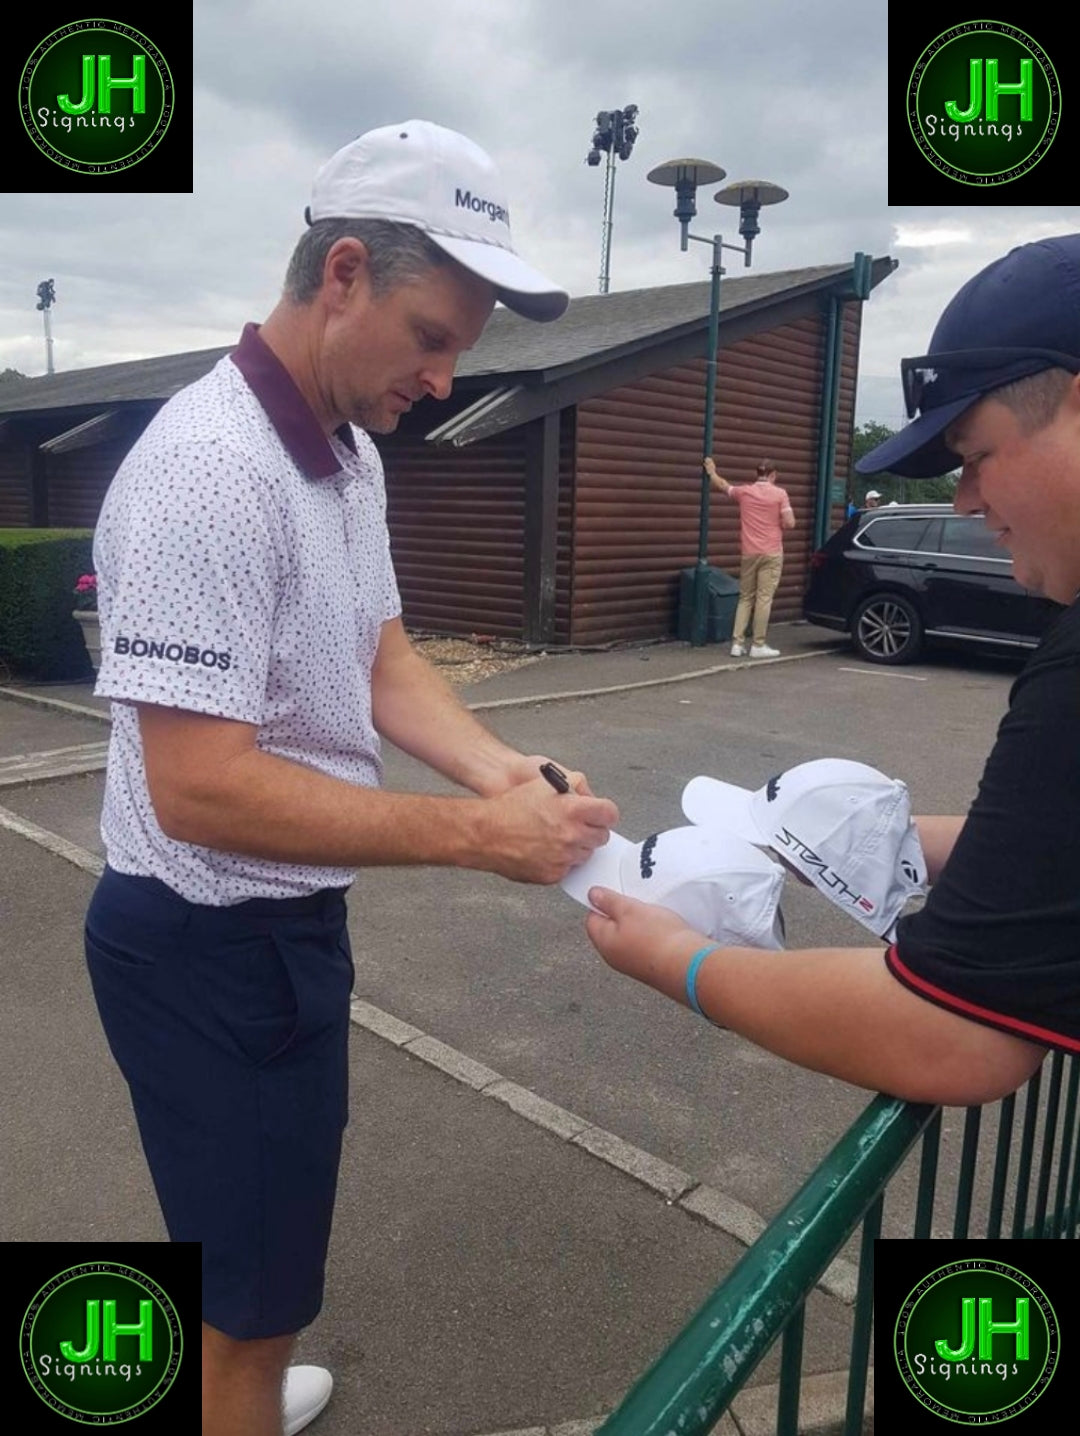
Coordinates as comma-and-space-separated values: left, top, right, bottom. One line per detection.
0, 254, 895, 646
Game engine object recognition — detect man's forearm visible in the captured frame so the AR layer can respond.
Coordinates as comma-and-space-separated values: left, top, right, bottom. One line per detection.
704, 459, 731, 494
643, 932, 1045, 1106
915, 815, 966, 883
165, 744, 494, 869
372, 631, 523, 795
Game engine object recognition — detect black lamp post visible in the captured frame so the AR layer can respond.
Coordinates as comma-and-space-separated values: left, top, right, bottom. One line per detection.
646, 164, 788, 645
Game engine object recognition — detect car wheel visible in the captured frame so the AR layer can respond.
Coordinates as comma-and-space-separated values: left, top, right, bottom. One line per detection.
851, 593, 924, 664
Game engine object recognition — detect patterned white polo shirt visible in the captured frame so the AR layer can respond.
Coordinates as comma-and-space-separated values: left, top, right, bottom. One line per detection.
93, 323, 401, 904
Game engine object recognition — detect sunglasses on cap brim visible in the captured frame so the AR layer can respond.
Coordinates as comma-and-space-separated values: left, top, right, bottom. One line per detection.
901, 348, 1080, 420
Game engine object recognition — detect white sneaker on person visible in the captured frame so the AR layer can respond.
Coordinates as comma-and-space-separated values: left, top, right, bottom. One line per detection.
749, 643, 780, 658
730, 640, 746, 657
283, 1366, 333, 1435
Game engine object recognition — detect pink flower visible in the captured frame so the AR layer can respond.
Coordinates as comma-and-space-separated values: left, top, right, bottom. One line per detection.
73, 572, 98, 611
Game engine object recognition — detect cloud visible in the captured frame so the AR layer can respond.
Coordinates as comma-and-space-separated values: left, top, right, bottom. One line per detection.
1, 0, 1076, 435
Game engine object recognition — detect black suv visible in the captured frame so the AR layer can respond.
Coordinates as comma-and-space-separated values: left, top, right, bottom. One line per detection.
804, 505, 1061, 664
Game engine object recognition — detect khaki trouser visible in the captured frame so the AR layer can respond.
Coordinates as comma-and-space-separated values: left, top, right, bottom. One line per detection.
733, 552, 784, 646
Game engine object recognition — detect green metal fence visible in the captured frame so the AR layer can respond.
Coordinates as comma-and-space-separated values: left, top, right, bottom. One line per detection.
599, 1052, 1080, 1436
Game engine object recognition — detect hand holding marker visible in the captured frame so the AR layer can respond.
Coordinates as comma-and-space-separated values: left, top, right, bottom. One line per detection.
540, 761, 572, 794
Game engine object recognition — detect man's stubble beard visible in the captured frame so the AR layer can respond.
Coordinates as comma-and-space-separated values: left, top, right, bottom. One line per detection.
349, 395, 400, 435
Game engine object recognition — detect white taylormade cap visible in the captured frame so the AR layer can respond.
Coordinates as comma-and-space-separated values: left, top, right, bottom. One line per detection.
560, 826, 786, 950
306, 119, 569, 322
682, 759, 927, 940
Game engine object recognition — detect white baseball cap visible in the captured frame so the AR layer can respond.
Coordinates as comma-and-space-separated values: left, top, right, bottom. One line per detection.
682, 759, 927, 940
560, 825, 786, 949
306, 119, 569, 322
865, 490, 882, 500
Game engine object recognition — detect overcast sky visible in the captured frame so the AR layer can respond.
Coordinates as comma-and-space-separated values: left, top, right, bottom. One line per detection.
3, 0, 1079, 431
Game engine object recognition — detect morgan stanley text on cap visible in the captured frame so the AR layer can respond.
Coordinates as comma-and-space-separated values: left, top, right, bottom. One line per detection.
681, 759, 927, 940
306, 119, 569, 322
858, 233, 1080, 479
560, 825, 786, 950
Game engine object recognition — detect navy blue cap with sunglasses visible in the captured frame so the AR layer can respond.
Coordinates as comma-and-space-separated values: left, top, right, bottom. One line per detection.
858, 234, 1080, 478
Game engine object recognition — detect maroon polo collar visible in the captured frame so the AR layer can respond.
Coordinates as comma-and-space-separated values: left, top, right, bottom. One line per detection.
229, 322, 357, 479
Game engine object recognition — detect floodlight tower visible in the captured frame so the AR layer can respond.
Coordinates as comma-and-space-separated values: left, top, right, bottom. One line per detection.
36, 279, 56, 375
585, 105, 639, 293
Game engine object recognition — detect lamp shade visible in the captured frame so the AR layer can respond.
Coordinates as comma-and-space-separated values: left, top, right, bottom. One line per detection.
714, 179, 788, 207
647, 158, 727, 188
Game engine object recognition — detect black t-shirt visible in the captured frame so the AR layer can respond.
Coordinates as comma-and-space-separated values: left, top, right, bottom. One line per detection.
889, 596, 1080, 1053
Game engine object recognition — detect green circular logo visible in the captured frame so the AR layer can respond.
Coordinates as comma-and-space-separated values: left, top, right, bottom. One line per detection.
19, 20, 174, 174
20, 1262, 183, 1424
907, 21, 1059, 185
893, 1259, 1058, 1424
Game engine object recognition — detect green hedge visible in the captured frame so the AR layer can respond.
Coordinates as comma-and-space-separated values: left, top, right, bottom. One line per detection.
0, 529, 95, 680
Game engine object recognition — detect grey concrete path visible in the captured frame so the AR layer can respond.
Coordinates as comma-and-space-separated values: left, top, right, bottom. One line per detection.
2, 621, 1027, 1433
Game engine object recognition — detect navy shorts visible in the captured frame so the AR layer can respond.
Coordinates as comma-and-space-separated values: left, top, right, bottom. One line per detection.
85, 866, 354, 1339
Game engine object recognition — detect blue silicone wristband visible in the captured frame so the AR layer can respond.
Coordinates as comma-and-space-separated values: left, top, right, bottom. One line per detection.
685, 945, 720, 1018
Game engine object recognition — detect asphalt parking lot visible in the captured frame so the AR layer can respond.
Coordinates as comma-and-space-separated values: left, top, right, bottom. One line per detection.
0, 623, 1028, 1434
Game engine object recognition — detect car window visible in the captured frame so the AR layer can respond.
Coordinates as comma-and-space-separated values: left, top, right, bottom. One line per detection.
937, 515, 1008, 560
855, 516, 936, 552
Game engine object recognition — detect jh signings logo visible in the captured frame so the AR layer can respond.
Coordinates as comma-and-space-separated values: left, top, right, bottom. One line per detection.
907, 22, 1059, 185
893, 1258, 1058, 1423
20, 1261, 183, 1424
19, 19, 174, 174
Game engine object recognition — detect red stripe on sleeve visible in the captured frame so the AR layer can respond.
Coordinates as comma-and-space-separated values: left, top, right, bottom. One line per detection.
887, 945, 1080, 1053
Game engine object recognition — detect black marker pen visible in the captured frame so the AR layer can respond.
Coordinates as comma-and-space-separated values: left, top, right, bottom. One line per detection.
539, 762, 571, 793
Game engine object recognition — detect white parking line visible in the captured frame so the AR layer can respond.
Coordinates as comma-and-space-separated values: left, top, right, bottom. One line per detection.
0, 741, 110, 786
0, 803, 105, 875
837, 667, 928, 681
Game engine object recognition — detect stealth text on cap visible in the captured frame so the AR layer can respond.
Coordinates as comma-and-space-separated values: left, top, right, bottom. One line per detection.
776, 826, 876, 914
455, 189, 509, 225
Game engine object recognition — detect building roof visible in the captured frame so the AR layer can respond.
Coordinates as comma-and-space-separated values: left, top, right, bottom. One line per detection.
0, 344, 233, 414
0, 257, 894, 418
454, 261, 868, 378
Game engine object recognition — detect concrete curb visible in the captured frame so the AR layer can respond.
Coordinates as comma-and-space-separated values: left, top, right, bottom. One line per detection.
348, 997, 861, 1306
0, 685, 111, 723
465, 1362, 873, 1436
468, 646, 841, 710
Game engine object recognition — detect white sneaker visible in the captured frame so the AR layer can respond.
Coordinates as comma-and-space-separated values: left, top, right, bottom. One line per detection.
749, 643, 780, 658
283, 1366, 333, 1436
730, 640, 746, 657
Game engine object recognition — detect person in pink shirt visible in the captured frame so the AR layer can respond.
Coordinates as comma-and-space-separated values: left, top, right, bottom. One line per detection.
704, 456, 795, 657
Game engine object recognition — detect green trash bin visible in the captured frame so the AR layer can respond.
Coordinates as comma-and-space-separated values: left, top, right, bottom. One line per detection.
676, 566, 740, 644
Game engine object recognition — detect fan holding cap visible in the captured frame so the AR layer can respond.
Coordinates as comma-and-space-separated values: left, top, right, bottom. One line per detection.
586, 234, 1080, 1111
